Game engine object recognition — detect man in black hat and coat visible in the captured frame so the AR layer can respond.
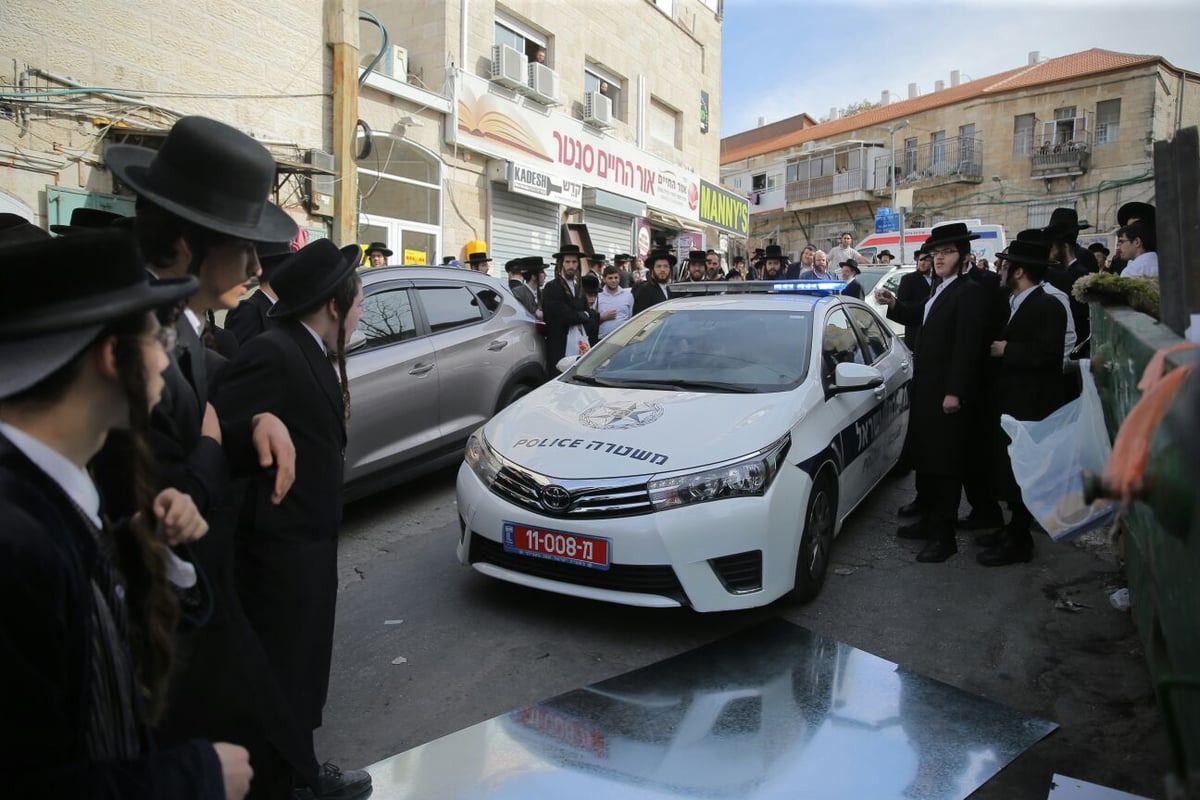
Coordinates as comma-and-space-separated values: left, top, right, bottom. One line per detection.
977, 233, 1068, 566
224, 239, 293, 346
0, 230, 249, 799
759, 244, 788, 280
213, 239, 372, 800
467, 251, 493, 274
682, 250, 707, 282
542, 244, 599, 372
510, 257, 542, 317
874, 223, 989, 562
838, 259, 864, 299
1040, 208, 1096, 357
99, 116, 328, 799
363, 241, 392, 267
632, 249, 676, 314
614, 253, 635, 288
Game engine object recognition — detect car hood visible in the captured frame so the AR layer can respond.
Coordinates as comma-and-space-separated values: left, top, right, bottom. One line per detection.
485, 380, 795, 478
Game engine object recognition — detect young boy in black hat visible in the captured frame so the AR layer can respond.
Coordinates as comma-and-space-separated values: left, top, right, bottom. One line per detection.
363, 242, 393, 268
212, 239, 371, 800
0, 230, 250, 799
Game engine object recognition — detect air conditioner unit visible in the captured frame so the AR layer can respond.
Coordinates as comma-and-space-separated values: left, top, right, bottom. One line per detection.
490, 44, 528, 91
583, 91, 613, 127
381, 44, 408, 79
526, 62, 559, 105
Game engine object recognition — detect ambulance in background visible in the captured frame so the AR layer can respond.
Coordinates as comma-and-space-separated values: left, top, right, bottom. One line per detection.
856, 219, 1007, 265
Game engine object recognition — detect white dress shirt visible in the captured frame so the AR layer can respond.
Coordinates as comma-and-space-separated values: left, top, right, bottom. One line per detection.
182, 307, 205, 336
597, 287, 634, 338
923, 273, 958, 323
1121, 252, 1159, 278
1037, 281, 1078, 358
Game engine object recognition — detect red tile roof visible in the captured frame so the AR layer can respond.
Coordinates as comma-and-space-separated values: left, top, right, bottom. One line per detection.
720, 49, 1164, 165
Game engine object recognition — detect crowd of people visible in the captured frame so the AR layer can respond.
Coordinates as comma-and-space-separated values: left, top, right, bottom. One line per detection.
0, 116, 372, 800
872, 200, 1158, 567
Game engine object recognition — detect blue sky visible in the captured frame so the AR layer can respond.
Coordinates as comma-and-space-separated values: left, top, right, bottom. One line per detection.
720, 0, 1200, 136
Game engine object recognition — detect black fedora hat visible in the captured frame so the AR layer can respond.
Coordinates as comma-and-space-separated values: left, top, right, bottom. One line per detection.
877, 249, 895, 260
50, 207, 125, 236
0, 212, 49, 245
1042, 208, 1091, 239
467, 251, 493, 264
1117, 201, 1155, 227
1088, 242, 1110, 256
763, 244, 786, 260
687, 250, 708, 264
256, 238, 295, 281
364, 241, 393, 258
839, 259, 861, 274
613, 253, 632, 265
995, 230, 1060, 268
106, 116, 298, 243
644, 248, 677, 267
268, 239, 361, 319
0, 229, 196, 398
518, 256, 547, 276
552, 244, 585, 260
922, 222, 980, 251
504, 258, 524, 273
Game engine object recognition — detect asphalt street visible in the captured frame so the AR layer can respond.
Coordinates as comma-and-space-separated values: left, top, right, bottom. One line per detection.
315, 464, 1168, 799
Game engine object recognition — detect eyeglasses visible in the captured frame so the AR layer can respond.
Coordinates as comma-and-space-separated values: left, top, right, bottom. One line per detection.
929, 247, 959, 257
1116, 238, 1130, 244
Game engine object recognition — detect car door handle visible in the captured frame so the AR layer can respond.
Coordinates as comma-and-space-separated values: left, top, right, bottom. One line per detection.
900, 359, 910, 372
874, 386, 886, 400
409, 362, 434, 376
487, 339, 509, 351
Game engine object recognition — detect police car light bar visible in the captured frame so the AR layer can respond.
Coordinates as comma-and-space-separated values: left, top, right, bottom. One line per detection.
667, 280, 849, 296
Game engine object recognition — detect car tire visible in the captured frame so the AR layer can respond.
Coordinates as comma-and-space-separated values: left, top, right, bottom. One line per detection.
497, 381, 534, 411
792, 473, 835, 602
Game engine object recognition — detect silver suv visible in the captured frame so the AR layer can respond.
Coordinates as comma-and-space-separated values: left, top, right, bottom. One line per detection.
344, 266, 546, 500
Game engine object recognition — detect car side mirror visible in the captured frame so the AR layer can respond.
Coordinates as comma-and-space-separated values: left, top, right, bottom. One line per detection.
830, 362, 884, 395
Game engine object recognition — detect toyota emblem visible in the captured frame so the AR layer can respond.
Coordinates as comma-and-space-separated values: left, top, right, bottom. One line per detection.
540, 484, 572, 512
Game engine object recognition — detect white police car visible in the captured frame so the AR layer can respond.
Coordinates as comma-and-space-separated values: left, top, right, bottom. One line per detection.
456, 281, 911, 612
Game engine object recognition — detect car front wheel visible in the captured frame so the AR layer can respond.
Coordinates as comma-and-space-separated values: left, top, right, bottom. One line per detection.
793, 474, 835, 602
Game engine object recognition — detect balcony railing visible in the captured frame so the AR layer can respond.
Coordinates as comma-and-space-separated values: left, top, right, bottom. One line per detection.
785, 168, 871, 204
872, 135, 984, 195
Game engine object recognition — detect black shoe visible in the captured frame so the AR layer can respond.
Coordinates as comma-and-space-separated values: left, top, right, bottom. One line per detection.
896, 520, 932, 539
916, 538, 958, 562
898, 500, 922, 518
974, 530, 1003, 548
956, 513, 1004, 531
977, 536, 1034, 567
308, 762, 372, 800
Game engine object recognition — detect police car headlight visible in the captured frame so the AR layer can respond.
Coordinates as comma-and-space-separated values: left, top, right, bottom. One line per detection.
648, 434, 790, 510
465, 429, 503, 488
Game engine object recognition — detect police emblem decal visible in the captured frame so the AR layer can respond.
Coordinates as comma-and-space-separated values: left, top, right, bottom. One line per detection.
579, 401, 665, 430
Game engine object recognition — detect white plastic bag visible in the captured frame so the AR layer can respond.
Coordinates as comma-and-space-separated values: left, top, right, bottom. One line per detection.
999, 360, 1116, 541
565, 324, 590, 357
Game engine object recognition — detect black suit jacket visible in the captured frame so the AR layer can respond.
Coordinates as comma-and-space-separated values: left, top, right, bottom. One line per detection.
0, 435, 223, 800
632, 281, 671, 315
542, 276, 598, 367
212, 320, 347, 731
895, 270, 933, 351
887, 276, 988, 476
840, 279, 864, 300
998, 287, 1067, 422
223, 290, 274, 346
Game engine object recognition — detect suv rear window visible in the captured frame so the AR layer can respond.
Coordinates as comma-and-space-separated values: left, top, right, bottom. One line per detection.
417, 286, 484, 332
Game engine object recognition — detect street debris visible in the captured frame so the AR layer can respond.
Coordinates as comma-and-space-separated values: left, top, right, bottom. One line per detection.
833, 566, 856, 576
391, 656, 408, 665
384, 619, 404, 625
1054, 598, 1090, 613
1109, 588, 1131, 611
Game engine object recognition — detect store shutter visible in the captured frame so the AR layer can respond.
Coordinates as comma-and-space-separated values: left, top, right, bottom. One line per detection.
582, 208, 634, 260
490, 186, 560, 270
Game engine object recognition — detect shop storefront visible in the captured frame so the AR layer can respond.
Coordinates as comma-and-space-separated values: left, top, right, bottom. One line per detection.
581, 188, 643, 261
486, 159, 578, 271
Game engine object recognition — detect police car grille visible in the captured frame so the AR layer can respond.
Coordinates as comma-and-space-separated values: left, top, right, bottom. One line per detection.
469, 534, 686, 604
492, 465, 653, 518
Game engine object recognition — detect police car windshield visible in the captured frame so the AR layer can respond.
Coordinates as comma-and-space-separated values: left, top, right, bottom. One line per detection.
572, 309, 812, 393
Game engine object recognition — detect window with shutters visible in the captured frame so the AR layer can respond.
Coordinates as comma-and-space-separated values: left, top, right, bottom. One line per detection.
1012, 113, 1035, 156
649, 96, 681, 150
1095, 99, 1121, 146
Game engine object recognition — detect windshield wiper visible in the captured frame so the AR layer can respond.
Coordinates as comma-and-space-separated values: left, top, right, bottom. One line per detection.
571, 374, 635, 388
646, 378, 758, 393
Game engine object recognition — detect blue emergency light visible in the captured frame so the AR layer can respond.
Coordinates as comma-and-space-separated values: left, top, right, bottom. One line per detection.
668, 280, 850, 296
769, 280, 848, 295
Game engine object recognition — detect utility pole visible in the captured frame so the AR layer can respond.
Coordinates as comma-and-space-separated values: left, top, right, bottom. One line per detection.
327, 0, 360, 245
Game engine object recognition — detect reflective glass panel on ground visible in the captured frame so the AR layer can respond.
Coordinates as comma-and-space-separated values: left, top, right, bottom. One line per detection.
363, 619, 1057, 799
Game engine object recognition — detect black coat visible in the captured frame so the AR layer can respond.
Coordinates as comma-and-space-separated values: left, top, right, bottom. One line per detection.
509, 281, 539, 316
212, 320, 347, 733
224, 290, 274, 346
887, 276, 988, 476
542, 275, 599, 367
895, 270, 933, 351
840, 279, 864, 300
632, 280, 671, 315
0, 435, 223, 800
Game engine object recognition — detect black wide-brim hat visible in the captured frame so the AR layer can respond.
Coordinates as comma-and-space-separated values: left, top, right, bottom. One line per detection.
1042, 207, 1091, 240
365, 241, 393, 257
922, 222, 981, 251
763, 244, 786, 260
839, 259, 861, 274
519, 256, 547, 276
877, 249, 895, 260
467, 252, 493, 264
687, 250, 708, 264
644, 249, 677, 267
0, 213, 49, 245
0, 229, 197, 398
256, 238, 295, 280
268, 239, 362, 319
50, 207, 125, 236
1117, 201, 1155, 227
995, 238, 1060, 268
552, 244, 585, 260
106, 116, 298, 243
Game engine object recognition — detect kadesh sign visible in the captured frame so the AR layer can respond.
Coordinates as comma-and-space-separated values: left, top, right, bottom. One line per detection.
698, 180, 750, 236
509, 161, 583, 208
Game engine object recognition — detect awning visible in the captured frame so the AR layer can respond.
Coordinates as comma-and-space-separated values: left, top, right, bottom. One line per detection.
646, 208, 702, 232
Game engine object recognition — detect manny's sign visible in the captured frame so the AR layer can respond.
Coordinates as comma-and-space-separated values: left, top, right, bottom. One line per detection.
698, 180, 750, 236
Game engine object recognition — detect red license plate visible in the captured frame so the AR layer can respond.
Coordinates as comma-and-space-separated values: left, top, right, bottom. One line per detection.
513, 704, 607, 757
503, 522, 611, 570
